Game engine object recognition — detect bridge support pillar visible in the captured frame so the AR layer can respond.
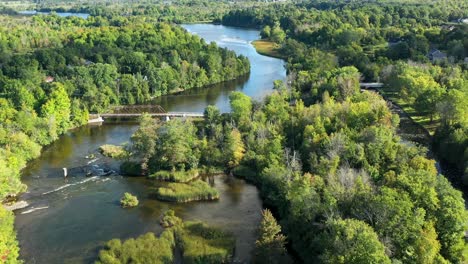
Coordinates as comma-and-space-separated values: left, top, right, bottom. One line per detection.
166, 116, 170, 121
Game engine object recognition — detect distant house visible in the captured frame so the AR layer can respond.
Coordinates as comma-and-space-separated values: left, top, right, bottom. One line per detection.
428, 49, 447, 62
45, 76, 54, 83
441, 25, 455, 31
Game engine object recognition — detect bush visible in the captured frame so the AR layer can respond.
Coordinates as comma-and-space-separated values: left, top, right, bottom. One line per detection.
160, 210, 182, 228
120, 192, 139, 207
155, 180, 219, 203
96, 230, 175, 264
175, 221, 235, 264
99, 144, 128, 159
149, 169, 199, 183
0, 207, 20, 263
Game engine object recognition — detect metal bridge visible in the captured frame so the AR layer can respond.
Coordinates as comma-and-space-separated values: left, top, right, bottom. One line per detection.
359, 82, 384, 89
95, 105, 204, 119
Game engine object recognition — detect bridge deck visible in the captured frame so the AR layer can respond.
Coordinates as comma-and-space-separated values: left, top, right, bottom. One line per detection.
360, 82, 384, 88
100, 112, 204, 118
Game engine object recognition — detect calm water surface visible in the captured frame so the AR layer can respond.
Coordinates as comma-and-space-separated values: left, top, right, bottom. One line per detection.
154, 24, 286, 112
15, 24, 285, 264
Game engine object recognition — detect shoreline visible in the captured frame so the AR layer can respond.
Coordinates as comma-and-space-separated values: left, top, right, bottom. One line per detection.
251, 39, 285, 59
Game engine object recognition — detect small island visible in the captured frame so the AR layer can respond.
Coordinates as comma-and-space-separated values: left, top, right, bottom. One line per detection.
156, 180, 219, 203
99, 144, 128, 159
120, 192, 139, 208
96, 213, 234, 264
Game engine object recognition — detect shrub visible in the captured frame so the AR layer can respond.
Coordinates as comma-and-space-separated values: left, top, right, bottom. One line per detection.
175, 221, 235, 264
149, 169, 199, 183
155, 180, 219, 203
120, 192, 139, 207
96, 230, 175, 264
160, 210, 182, 228
0, 206, 20, 263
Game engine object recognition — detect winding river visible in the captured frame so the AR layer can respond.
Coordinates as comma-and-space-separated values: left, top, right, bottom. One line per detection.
14, 24, 286, 263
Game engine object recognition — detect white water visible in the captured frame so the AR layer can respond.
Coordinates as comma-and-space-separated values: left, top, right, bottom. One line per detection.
42, 176, 100, 195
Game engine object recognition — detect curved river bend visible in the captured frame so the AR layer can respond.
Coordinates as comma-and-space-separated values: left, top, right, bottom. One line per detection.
14, 24, 286, 263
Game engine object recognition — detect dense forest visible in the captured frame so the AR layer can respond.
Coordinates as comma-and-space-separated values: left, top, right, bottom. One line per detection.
223, 0, 468, 185
1, 0, 467, 263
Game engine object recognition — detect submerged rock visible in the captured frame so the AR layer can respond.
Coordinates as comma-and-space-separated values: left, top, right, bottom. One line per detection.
4, 200, 29, 211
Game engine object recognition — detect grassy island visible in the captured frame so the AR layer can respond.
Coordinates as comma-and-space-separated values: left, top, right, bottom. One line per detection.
99, 144, 127, 159
96, 230, 175, 264
155, 180, 219, 203
149, 169, 199, 183
96, 216, 234, 264
176, 221, 235, 264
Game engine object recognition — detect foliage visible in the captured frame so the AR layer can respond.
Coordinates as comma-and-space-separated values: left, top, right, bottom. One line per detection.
97, 215, 234, 264
254, 209, 287, 264
95, 230, 175, 264
175, 221, 235, 264
0, 206, 20, 264
99, 144, 127, 159
160, 210, 182, 228
149, 169, 199, 183
319, 219, 391, 264
120, 192, 139, 208
155, 180, 219, 203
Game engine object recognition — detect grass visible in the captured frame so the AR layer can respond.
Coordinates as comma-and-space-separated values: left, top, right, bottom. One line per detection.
175, 221, 235, 264
149, 169, 199, 183
96, 230, 175, 264
155, 180, 219, 203
99, 144, 127, 159
252, 40, 285, 59
96, 218, 234, 264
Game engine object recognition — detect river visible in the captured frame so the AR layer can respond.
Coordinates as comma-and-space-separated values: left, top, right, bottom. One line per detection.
14, 24, 286, 263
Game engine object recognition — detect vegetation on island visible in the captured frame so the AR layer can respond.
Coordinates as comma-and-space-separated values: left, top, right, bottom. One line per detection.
99, 144, 127, 159
96, 212, 234, 264
96, 230, 176, 264
175, 221, 235, 264
149, 169, 199, 183
155, 180, 219, 203
160, 210, 182, 228
120, 192, 139, 208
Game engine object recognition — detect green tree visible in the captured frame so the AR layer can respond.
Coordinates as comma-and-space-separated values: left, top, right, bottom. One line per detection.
40, 82, 71, 134
320, 219, 391, 264
229, 91, 252, 132
254, 209, 287, 264
131, 114, 160, 171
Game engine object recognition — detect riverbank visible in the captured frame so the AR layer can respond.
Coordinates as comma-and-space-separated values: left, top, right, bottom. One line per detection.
252, 40, 285, 59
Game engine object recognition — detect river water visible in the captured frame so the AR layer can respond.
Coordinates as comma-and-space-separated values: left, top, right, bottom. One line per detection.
14, 24, 286, 263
